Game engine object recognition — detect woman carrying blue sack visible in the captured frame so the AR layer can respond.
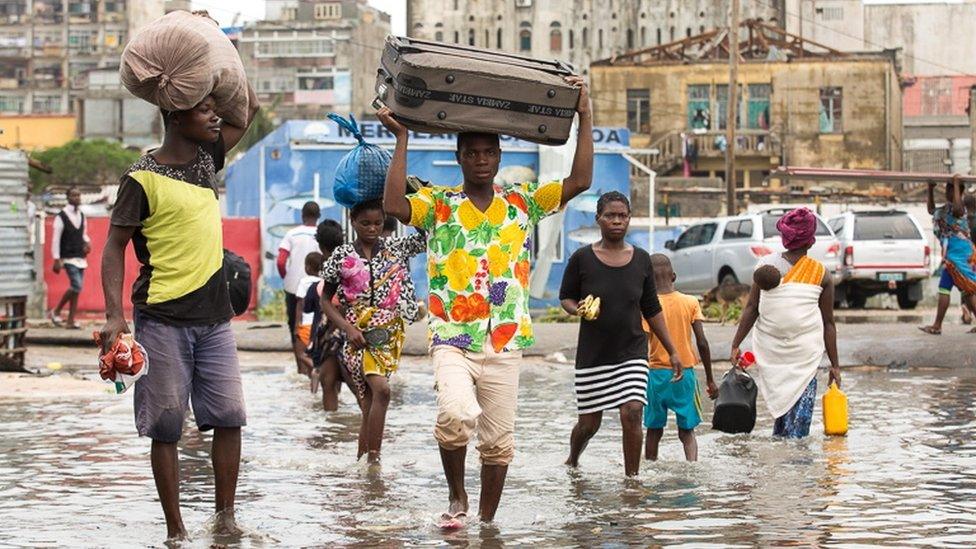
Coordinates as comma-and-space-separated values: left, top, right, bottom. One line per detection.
328, 113, 393, 209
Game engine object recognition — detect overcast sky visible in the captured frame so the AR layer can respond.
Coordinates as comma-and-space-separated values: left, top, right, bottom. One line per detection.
191, 0, 407, 33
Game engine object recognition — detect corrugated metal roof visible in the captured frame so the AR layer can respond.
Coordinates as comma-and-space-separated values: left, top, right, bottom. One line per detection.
0, 149, 32, 298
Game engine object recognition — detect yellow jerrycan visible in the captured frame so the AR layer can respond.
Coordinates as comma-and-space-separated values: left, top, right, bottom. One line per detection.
822, 382, 848, 436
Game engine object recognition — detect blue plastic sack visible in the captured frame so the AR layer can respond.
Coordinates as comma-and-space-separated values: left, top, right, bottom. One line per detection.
328, 113, 392, 209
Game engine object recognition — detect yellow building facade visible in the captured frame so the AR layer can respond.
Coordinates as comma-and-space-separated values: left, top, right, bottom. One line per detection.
0, 115, 77, 150
590, 22, 903, 190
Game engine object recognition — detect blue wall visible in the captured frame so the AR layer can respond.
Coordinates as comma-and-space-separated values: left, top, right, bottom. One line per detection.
225, 120, 634, 308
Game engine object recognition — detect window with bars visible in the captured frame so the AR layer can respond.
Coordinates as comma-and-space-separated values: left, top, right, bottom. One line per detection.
255, 38, 335, 57
626, 89, 650, 134
68, 30, 95, 54
32, 94, 62, 113
687, 84, 710, 129
817, 7, 843, 21
819, 87, 842, 133
0, 94, 24, 113
314, 3, 342, 20
747, 83, 771, 129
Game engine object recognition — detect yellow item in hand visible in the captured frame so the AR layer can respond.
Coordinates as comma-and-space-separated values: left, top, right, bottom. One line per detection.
822, 382, 848, 436
578, 295, 601, 321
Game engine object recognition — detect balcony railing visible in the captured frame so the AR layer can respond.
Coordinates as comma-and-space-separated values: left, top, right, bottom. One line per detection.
627, 129, 782, 177
686, 129, 782, 158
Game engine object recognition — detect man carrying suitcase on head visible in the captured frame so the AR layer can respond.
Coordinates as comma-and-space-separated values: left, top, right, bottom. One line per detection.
379, 75, 593, 526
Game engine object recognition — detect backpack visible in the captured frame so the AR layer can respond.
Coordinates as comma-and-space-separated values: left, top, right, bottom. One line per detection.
712, 367, 758, 434
223, 249, 251, 316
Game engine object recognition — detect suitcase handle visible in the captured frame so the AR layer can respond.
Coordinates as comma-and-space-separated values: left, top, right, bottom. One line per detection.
388, 35, 577, 76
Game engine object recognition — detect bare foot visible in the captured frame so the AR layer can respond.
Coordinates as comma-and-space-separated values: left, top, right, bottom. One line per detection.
969, 327, 976, 334
213, 509, 243, 537
918, 325, 942, 335
162, 530, 189, 548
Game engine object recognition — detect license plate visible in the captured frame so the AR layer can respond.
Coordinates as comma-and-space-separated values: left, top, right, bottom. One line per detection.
877, 272, 905, 282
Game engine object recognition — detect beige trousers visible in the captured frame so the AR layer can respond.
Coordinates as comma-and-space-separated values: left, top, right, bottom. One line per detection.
432, 345, 521, 465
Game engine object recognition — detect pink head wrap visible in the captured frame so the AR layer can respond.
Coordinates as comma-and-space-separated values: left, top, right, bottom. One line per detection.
776, 208, 817, 250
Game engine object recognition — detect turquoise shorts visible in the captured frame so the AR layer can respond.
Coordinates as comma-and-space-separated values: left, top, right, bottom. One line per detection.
644, 368, 702, 431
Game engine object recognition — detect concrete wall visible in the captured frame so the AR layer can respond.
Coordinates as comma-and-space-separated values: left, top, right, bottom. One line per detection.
0, 114, 76, 150
591, 56, 902, 172
783, 0, 864, 52
785, 0, 976, 77
127, 0, 166, 39
407, 0, 782, 73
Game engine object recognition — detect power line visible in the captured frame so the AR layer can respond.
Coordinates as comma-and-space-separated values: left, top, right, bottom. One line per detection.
753, 0, 976, 77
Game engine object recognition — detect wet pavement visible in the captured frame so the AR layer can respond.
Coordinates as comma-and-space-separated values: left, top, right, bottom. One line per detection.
2, 349, 975, 547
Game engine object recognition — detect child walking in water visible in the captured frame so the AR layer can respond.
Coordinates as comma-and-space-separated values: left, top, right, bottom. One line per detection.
293, 252, 324, 375
644, 254, 718, 462
321, 199, 425, 464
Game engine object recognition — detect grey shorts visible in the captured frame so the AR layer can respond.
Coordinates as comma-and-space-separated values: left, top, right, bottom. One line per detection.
133, 312, 246, 442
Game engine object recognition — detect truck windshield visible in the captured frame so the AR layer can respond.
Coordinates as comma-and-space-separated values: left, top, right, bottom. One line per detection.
853, 214, 921, 240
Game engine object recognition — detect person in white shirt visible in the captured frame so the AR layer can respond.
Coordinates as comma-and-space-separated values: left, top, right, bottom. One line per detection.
51, 187, 90, 329
276, 201, 321, 370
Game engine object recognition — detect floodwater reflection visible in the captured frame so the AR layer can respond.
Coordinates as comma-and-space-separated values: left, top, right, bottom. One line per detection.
1, 355, 974, 546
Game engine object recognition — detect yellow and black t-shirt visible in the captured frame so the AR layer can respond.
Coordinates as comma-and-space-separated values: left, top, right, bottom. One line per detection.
111, 137, 232, 326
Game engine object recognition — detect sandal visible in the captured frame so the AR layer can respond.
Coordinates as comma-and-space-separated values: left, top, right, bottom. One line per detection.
48, 310, 63, 327
437, 511, 468, 531
918, 326, 941, 336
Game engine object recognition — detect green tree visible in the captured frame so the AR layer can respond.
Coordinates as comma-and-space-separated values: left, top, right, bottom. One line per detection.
29, 139, 141, 192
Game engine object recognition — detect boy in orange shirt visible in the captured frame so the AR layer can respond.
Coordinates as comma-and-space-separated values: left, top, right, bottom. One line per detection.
644, 254, 718, 461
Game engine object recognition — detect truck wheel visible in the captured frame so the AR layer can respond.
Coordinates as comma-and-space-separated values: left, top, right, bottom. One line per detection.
896, 286, 919, 310
847, 291, 867, 309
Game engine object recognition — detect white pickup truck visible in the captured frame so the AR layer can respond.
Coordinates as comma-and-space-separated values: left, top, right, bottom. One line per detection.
664, 209, 842, 295
827, 210, 931, 309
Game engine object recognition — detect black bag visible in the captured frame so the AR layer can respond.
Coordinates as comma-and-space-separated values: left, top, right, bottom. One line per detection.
223, 249, 251, 316
712, 367, 758, 434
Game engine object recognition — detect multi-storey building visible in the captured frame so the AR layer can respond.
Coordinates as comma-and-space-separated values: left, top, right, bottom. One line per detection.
406, 1, 785, 74
0, 0, 163, 116
591, 20, 902, 212
238, 0, 391, 121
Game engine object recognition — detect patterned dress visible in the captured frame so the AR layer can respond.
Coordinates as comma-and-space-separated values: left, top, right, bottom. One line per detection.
321, 233, 425, 400
934, 207, 976, 294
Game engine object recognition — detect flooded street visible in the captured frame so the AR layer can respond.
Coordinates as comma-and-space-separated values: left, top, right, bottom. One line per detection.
2, 351, 975, 547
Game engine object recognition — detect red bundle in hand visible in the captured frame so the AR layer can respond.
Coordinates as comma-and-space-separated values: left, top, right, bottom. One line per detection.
93, 332, 146, 382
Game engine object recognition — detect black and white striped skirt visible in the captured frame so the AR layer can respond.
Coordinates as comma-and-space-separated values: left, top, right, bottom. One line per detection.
574, 358, 650, 415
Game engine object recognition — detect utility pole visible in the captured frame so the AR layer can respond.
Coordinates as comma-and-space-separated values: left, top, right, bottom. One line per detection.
726, 0, 740, 215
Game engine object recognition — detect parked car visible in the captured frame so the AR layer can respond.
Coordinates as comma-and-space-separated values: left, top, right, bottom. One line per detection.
663, 209, 842, 295
827, 210, 931, 309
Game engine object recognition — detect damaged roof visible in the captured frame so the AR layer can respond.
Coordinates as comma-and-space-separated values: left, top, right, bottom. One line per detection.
593, 19, 890, 67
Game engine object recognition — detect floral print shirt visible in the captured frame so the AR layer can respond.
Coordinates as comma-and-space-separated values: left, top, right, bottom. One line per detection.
321, 233, 426, 323
407, 181, 563, 353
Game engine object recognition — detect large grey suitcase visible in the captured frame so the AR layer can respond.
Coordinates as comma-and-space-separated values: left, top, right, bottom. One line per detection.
375, 36, 580, 145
